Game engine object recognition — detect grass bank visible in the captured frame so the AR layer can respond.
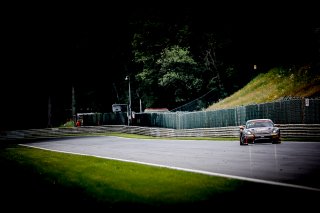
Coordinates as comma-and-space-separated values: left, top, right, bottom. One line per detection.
207, 65, 320, 110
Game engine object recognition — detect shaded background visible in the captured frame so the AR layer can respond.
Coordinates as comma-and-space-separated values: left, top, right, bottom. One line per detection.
1, 4, 319, 130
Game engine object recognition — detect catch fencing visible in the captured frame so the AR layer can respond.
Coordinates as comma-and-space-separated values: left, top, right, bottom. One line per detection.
1, 99, 319, 141
92, 98, 319, 129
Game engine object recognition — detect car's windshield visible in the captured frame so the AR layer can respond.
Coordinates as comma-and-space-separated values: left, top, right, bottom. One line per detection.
246, 121, 273, 128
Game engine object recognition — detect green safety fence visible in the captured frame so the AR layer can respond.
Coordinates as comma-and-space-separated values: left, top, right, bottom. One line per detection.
82, 98, 320, 129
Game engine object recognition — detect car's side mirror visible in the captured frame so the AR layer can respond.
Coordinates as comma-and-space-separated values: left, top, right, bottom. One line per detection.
274, 124, 280, 127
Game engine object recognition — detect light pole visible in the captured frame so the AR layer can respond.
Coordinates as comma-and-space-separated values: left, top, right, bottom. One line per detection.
125, 76, 131, 126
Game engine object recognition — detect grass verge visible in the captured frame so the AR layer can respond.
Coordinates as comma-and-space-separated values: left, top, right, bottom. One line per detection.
0, 142, 318, 211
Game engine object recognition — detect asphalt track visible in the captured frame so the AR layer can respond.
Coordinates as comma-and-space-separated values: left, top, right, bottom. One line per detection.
22, 136, 320, 191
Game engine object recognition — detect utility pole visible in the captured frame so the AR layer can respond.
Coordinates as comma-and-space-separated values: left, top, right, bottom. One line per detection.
125, 76, 131, 126
140, 99, 142, 113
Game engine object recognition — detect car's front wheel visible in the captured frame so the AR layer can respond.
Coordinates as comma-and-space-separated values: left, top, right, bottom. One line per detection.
240, 134, 247, 145
272, 139, 281, 144
272, 133, 281, 144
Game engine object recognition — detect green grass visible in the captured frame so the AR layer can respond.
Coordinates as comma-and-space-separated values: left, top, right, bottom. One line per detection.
47, 132, 320, 142
207, 65, 320, 110
25, 131, 238, 141
0, 144, 241, 210
103, 132, 238, 141
0, 142, 318, 211
60, 120, 75, 127
281, 137, 320, 142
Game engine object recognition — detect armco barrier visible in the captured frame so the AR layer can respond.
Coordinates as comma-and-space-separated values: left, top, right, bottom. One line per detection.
1, 124, 320, 140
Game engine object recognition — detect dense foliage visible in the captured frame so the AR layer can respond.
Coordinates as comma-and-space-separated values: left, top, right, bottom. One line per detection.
1, 7, 319, 129
128, 8, 319, 111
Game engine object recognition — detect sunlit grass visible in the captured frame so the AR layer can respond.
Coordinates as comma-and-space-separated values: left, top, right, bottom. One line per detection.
103, 132, 237, 141
207, 66, 320, 110
1, 145, 243, 208
54, 132, 238, 141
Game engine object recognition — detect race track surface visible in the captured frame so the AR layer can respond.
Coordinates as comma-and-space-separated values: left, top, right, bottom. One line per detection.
23, 136, 320, 191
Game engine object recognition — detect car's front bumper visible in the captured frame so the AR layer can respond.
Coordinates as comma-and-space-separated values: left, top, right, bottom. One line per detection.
254, 133, 280, 141
244, 133, 280, 142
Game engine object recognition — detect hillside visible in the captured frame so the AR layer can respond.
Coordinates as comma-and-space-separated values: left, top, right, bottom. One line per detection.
206, 65, 320, 111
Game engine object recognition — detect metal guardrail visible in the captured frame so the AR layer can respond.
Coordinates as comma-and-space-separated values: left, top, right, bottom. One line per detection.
1, 124, 320, 140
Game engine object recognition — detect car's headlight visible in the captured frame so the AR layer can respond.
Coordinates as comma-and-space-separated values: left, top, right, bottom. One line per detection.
272, 128, 279, 133
245, 130, 252, 135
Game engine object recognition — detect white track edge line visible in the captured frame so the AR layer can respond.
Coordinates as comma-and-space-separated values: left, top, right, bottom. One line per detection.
19, 144, 320, 192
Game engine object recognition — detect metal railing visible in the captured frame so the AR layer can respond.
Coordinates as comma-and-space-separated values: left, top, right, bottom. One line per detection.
1, 124, 319, 140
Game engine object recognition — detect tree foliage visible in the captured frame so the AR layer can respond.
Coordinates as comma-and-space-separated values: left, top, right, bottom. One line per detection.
128, 8, 319, 111
157, 45, 202, 104
130, 11, 226, 110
